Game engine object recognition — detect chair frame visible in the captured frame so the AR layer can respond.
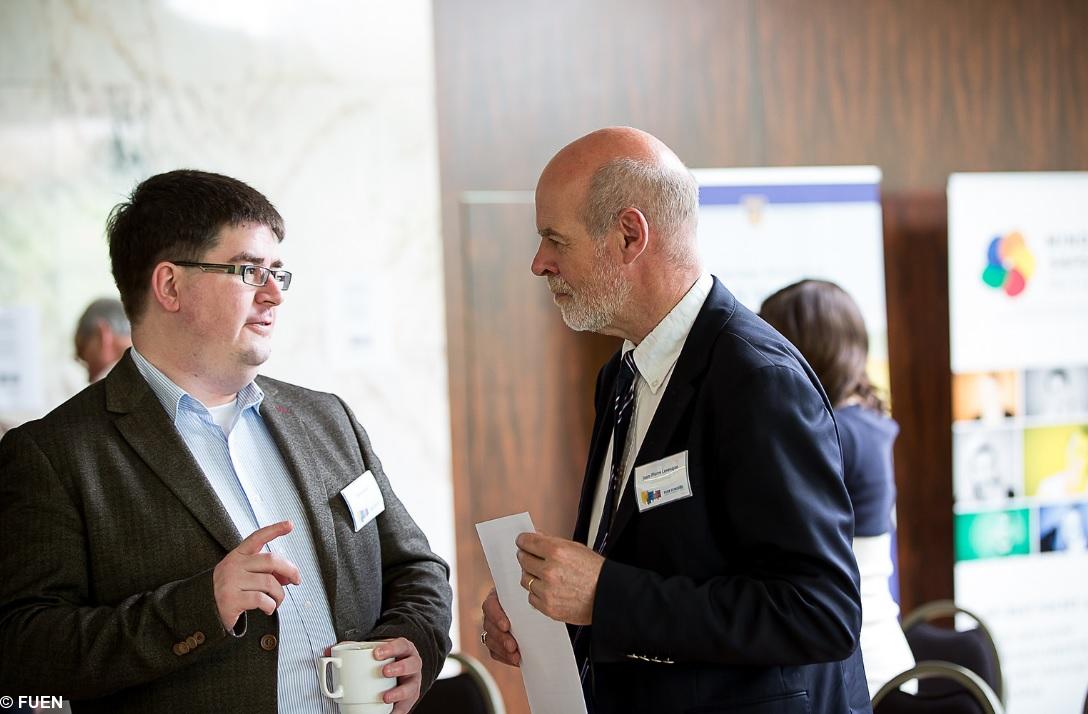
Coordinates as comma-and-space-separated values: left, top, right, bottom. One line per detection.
443, 651, 507, 714
872, 660, 1005, 714
901, 599, 1005, 705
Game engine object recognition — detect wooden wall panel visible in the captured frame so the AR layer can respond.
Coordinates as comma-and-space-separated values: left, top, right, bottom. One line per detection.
754, 0, 1088, 186
434, 2, 1088, 710
452, 200, 618, 711
882, 192, 955, 610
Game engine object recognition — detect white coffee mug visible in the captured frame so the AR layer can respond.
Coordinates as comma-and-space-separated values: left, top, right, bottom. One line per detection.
318, 641, 395, 714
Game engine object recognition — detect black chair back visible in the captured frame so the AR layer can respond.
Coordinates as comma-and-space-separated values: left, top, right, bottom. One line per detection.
414, 652, 506, 714
873, 661, 1003, 714
901, 600, 1004, 705
415, 674, 492, 714
906, 623, 1000, 700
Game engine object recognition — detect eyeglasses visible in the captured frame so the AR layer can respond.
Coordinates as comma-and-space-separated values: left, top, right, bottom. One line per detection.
171, 261, 292, 290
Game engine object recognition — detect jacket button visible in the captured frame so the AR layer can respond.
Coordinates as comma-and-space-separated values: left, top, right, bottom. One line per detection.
193, 631, 206, 645
260, 634, 278, 651
186, 635, 199, 649
173, 642, 190, 656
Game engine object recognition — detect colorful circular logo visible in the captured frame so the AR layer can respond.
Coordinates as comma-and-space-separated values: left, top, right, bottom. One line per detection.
982, 231, 1035, 297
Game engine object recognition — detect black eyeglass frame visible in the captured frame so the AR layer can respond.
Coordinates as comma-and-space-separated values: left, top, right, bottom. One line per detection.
171, 261, 292, 290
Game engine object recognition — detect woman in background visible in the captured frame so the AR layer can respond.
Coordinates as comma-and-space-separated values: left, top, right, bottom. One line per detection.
760, 279, 915, 699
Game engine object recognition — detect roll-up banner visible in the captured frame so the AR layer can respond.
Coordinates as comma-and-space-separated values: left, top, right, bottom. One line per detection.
694, 166, 889, 395
949, 172, 1088, 713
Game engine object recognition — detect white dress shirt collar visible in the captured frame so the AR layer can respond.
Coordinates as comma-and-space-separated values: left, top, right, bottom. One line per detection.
623, 273, 713, 393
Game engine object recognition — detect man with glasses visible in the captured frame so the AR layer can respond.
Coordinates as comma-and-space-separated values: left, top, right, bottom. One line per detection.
0, 170, 452, 713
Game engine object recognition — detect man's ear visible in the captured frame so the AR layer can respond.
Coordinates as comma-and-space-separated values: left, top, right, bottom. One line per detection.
149, 262, 183, 314
616, 207, 649, 265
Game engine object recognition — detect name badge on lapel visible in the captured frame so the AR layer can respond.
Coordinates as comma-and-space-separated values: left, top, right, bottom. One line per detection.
633, 450, 692, 512
340, 470, 385, 532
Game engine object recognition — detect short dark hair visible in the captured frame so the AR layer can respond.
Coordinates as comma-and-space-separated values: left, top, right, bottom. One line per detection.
106, 170, 285, 323
759, 279, 885, 412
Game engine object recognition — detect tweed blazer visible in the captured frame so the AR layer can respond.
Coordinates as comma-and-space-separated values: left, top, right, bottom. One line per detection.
0, 352, 452, 712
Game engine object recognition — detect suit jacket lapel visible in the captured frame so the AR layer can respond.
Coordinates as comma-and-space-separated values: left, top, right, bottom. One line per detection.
601, 278, 736, 556
257, 380, 341, 616
107, 353, 241, 552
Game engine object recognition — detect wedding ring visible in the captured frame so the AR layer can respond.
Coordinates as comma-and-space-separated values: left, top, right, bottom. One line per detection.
480, 630, 488, 646
527, 576, 536, 596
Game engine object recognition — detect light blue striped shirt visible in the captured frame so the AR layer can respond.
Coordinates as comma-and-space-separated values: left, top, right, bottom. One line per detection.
131, 348, 337, 714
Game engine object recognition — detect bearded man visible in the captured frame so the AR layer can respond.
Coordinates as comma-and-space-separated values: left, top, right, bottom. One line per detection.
480, 127, 871, 714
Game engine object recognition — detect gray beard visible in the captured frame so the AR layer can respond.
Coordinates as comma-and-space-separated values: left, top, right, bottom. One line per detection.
548, 265, 630, 333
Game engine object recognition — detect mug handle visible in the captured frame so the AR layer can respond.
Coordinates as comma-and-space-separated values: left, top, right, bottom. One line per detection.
318, 656, 343, 699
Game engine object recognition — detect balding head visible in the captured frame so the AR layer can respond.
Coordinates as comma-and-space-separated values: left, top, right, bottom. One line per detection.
532, 127, 704, 342
541, 126, 687, 181
74, 297, 132, 382
538, 127, 699, 265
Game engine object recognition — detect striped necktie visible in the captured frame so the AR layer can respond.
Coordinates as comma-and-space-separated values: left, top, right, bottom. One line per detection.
592, 349, 639, 553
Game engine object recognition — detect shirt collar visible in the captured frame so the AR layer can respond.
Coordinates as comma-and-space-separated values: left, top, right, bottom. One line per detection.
130, 347, 264, 423
625, 273, 713, 393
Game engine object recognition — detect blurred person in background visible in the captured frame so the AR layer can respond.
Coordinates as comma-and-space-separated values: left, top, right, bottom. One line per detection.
74, 297, 131, 383
760, 278, 916, 699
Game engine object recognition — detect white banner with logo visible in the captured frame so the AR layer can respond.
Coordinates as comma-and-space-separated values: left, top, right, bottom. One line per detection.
694, 166, 888, 387
949, 172, 1088, 713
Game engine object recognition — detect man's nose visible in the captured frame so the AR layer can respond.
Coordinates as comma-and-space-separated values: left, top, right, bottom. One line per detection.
531, 244, 555, 277
258, 276, 284, 305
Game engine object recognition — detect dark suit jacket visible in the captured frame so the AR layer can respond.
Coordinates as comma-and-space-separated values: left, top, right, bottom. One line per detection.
0, 352, 452, 712
574, 279, 871, 714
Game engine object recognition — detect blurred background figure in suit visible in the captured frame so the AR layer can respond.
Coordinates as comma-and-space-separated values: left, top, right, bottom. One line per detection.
74, 297, 131, 383
760, 278, 917, 699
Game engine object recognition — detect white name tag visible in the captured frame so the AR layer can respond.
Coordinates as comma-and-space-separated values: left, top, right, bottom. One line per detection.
633, 450, 692, 512
340, 470, 385, 532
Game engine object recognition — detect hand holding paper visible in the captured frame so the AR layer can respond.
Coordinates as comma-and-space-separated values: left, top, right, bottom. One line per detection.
476, 513, 588, 714
481, 588, 521, 666
515, 532, 604, 626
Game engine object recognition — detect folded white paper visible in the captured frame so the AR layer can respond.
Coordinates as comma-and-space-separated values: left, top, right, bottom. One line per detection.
476, 512, 587, 714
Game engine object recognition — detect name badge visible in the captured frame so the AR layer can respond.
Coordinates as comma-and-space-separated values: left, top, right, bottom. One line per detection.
633, 450, 692, 512
340, 470, 385, 532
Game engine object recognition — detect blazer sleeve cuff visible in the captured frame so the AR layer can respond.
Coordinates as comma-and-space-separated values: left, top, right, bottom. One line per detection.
166, 567, 237, 641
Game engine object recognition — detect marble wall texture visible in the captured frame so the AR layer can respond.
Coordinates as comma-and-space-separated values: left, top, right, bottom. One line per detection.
0, 0, 456, 636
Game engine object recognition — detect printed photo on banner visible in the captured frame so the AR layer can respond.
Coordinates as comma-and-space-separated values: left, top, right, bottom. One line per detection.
953, 428, 1021, 504
1024, 424, 1088, 499
954, 508, 1032, 562
1024, 365, 1088, 419
1039, 502, 1088, 553
952, 370, 1019, 423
